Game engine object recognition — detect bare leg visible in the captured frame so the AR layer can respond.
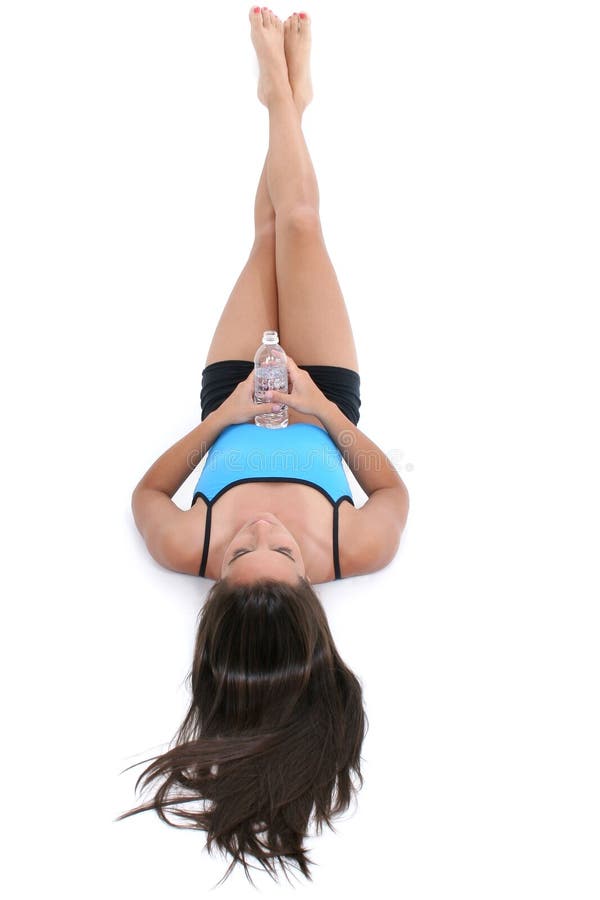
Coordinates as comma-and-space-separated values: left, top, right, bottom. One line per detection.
203, 158, 278, 365
205, 105, 308, 363
207, 9, 359, 374
253, 9, 359, 372
205, 9, 287, 367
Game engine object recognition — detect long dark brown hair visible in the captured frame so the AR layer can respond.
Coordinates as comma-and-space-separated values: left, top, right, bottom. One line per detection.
115, 575, 368, 885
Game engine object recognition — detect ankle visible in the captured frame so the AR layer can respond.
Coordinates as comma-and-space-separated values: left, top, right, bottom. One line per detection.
294, 96, 307, 119
266, 83, 295, 109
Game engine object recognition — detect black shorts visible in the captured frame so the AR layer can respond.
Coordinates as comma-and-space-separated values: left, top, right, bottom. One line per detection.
200, 359, 361, 425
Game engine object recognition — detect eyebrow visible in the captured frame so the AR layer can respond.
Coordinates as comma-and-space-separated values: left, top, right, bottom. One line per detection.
228, 548, 295, 567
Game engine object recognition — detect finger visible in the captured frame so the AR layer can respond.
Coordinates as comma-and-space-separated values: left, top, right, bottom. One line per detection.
252, 402, 279, 414
265, 390, 287, 403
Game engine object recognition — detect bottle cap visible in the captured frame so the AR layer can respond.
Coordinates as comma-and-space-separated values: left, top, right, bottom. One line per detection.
262, 330, 279, 344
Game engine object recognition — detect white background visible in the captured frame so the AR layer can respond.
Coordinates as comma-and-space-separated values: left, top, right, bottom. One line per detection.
2, 0, 599, 896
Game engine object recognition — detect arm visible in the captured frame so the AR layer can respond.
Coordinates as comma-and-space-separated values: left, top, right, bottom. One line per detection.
267, 357, 410, 569
131, 370, 277, 573
315, 397, 410, 573
316, 398, 407, 497
132, 408, 227, 499
268, 356, 407, 499
131, 408, 228, 572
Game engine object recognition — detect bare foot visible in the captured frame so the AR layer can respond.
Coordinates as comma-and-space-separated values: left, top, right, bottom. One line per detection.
284, 12, 313, 111
249, 7, 290, 106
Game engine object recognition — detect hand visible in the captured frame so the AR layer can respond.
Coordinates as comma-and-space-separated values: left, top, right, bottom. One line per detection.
215, 370, 279, 427
265, 356, 329, 418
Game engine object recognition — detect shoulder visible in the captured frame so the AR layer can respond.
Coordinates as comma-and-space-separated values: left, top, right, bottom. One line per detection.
132, 485, 205, 575
339, 484, 410, 577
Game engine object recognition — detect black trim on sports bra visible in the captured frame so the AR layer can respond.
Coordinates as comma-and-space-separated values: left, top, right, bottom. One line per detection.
332, 496, 347, 580
191, 477, 354, 580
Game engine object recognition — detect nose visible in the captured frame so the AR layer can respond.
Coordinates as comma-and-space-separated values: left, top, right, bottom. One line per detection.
250, 519, 275, 535
247, 519, 276, 549
245, 512, 278, 527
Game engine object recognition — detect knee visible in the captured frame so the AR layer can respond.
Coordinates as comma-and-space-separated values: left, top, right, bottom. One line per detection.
277, 205, 321, 237
254, 218, 276, 244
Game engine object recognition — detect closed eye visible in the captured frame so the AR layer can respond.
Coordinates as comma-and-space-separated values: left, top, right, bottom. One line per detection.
229, 546, 295, 565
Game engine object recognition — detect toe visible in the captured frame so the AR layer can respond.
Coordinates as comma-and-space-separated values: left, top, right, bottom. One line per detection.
249, 5, 261, 25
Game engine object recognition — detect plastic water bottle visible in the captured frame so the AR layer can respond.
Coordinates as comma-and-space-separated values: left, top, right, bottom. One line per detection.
254, 330, 288, 428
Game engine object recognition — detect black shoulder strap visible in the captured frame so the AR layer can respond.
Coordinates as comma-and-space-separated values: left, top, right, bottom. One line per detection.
199, 503, 212, 578
333, 498, 343, 580
333, 495, 354, 580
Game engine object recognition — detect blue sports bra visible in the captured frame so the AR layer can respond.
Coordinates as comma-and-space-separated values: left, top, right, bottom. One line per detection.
191, 423, 355, 579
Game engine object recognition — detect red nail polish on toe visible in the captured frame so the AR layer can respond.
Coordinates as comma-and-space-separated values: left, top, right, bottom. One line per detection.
253, 6, 260, 11
299, 12, 307, 18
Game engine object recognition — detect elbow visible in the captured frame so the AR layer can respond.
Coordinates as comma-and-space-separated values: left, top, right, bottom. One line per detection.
131, 483, 141, 511
131, 482, 147, 529
131, 478, 150, 504
130, 486, 140, 530
392, 480, 410, 525
400, 479, 410, 516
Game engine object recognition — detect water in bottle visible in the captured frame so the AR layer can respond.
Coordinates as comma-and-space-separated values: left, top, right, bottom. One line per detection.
254, 330, 288, 428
